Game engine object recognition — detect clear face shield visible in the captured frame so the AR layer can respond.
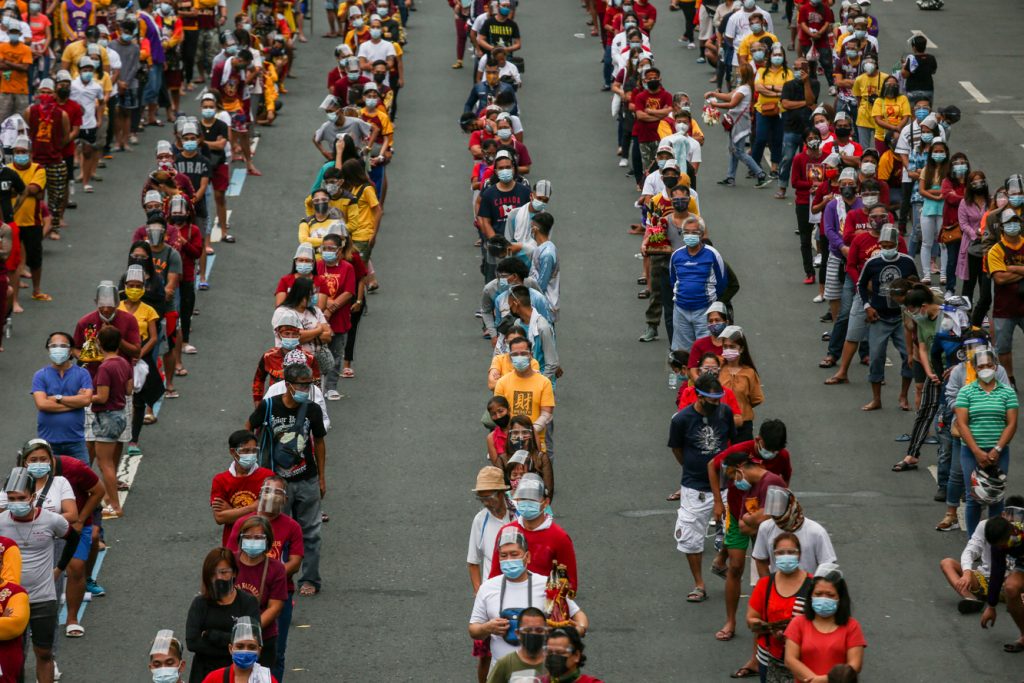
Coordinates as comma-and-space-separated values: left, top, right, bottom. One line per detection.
95, 280, 118, 309
149, 629, 179, 657
257, 485, 286, 515
4, 467, 33, 494
764, 485, 792, 517
231, 616, 263, 647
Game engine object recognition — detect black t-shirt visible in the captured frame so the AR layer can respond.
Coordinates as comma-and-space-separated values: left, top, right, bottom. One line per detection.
477, 181, 531, 235
781, 77, 821, 133
481, 17, 520, 51
248, 395, 327, 481
667, 403, 736, 491
174, 151, 212, 190
904, 53, 937, 91
199, 118, 230, 167
0, 167, 27, 223
185, 592, 260, 683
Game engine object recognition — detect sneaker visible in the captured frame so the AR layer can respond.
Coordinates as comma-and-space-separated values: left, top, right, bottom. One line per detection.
754, 175, 774, 189
716, 177, 735, 186
828, 85, 837, 96
819, 311, 833, 323
821, 331, 830, 342
934, 486, 946, 502
936, 512, 960, 532
812, 294, 825, 303
638, 325, 659, 342
182, 343, 197, 354
769, 171, 779, 180
813, 253, 823, 267
474, 308, 484, 319
696, 57, 706, 64
126, 444, 142, 456
923, 435, 939, 445
957, 597, 984, 613
86, 579, 106, 597
687, 41, 696, 49
618, 158, 628, 167
325, 390, 342, 401
803, 275, 815, 285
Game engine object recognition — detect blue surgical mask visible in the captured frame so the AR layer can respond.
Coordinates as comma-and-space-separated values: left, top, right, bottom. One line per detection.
237, 454, 258, 470
920, 132, 934, 144
231, 651, 259, 669
48, 346, 70, 364
516, 499, 542, 520
496, 129, 512, 140
1004, 222, 1022, 237
322, 250, 339, 263
80, 72, 94, 83
1009, 196, 1024, 208
151, 667, 180, 683
914, 108, 929, 122
500, 558, 526, 579
752, 50, 765, 62
498, 5, 511, 15
770, 55, 784, 66
880, 247, 899, 260
183, 140, 199, 152
26, 463, 51, 479
812, 596, 839, 617
656, 159, 667, 169
734, 476, 752, 491
296, 261, 314, 274
775, 554, 800, 574
497, 277, 509, 289
292, 390, 310, 404
683, 234, 701, 248
12, 151, 30, 167
496, 169, 514, 183
201, 107, 216, 119
6, 502, 32, 517
240, 538, 267, 557
758, 447, 776, 461
854, 29, 866, 39
708, 322, 727, 337
931, 153, 946, 163
511, 355, 531, 372
280, 337, 300, 350
531, 199, 546, 212
369, 28, 382, 39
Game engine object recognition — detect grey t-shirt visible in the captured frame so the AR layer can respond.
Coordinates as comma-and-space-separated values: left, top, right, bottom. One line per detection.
0, 509, 70, 602
314, 118, 373, 154
110, 39, 141, 88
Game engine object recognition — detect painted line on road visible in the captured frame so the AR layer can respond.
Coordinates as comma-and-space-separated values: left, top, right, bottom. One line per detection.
1013, 115, 1024, 131
910, 30, 937, 49
58, 548, 108, 626
980, 110, 1024, 115
958, 81, 989, 104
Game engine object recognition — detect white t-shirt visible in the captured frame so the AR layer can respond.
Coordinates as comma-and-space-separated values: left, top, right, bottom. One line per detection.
471, 12, 489, 34
476, 55, 521, 87
466, 507, 513, 572
0, 509, 69, 601
70, 79, 105, 129
107, 47, 122, 96
357, 40, 397, 85
729, 85, 753, 141
752, 518, 837, 574
469, 572, 580, 663
725, 7, 775, 66
610, 29, 651, 57
0, 476, 75, 516
894, 120, 946, 182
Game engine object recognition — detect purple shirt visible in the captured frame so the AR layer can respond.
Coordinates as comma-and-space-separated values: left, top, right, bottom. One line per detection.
823, 197, 863, 256
139, 11, 165, 64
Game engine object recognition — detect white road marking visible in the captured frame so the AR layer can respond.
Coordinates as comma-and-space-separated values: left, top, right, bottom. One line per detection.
980, 110, 1024, 115
959, 81, 989, 104
211, 209, 233, 243
1013, 115, 1024, 131
910, 30, 937, 49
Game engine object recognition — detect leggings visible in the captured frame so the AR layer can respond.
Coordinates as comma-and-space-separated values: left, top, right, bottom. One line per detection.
179, 281, 195, 343
44, 162, 68, 224
971, 270, 992, 327
681, 2, 696, 41
962, 253, 982, 307
454, 15, 468, 60
919, 213, 947, 278
899, 181, 913, 227
907, 377, 942, 458
343, 307, 363, 362
182, 29, 199, 83
796, 203, 814, 277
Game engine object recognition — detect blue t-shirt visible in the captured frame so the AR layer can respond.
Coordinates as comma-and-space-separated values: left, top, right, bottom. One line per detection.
667, 403, 736, 491
31, 365, 93, 443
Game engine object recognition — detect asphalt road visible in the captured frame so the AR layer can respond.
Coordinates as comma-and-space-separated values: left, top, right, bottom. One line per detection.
0, 0, 1023, 680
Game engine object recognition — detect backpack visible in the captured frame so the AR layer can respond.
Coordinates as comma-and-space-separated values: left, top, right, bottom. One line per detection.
257, 397, 310, 471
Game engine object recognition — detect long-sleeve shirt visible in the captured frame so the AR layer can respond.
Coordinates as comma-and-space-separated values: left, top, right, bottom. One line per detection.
987, 540, 1024, 607
857, 253, 917, 320
668, 244, 727, 310
960, 518, 993, 577
527, 309, 559, 380
480, 277, 549, 339
823, 196, 863, 256
530, 241, 560, 318
186, 593, 261, 683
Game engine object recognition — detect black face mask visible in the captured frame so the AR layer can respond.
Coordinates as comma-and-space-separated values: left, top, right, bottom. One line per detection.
313, 201, 329, 214
835, 127, 851, 138
883, 85, 898, 98
662, 175, 679, 189
129, 256, 148, 266
646, 79, 660, 91
508, 434, 529, 452
546, 654, 570, 677
521, 632, 546, 656
840, 186, 857, 200
56, 86, 70, 98
493, 414, 510, 429
373, 72, 386, 83
212, 578, 234, 599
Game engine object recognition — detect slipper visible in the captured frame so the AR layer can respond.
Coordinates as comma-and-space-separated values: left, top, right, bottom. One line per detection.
715, 629, 735, 642
730, 667, 758, 679
164, 389, 180, 399
102, 505, 122, 519
686, 587, 708, 603
65, 624, 85, 637
711, 563, 727, 579
174, 367, 189, 377
1003, 641, 1024, 653
48, 231, 61, 240
321, 511, 330, 523
818, 357, 836, 368
342, 367, 355, 378
823, 376, 849, 385
891, 460, 918, 472
637, 276, 648, 285
957, 598, 984, 614
666, 490, 681, 501
31, 292, 53, 301
198, 280, 210, 291
222, 234, 236, 243
637, 290, 651, 299
205, 246, 215, 255
923, 436, 939, 445
298, 583, 319, 597
247, 168, 263, 176
894, 433, 911, 442
117, 480, 130, 491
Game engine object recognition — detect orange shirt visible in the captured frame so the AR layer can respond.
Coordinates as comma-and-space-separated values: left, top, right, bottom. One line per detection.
0, 42, 32, 94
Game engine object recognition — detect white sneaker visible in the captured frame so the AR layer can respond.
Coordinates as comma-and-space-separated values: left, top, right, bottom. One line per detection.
812, 294, 825, 303
828, 85, 837, 96
618, 158, 628, 167
813, 253, 822, 267
326, 390, 342, 401
182, 343, 197, 354
687, 41, 696, 49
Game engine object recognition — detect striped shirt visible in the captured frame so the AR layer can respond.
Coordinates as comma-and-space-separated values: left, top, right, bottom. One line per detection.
956, 382, 1019, 449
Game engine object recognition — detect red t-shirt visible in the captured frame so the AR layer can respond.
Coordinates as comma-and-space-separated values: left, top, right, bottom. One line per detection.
234, 555, 289, 638
797, 3, 833, 48
711, 441, 792, 519
228, 513, 305, 593
329, 72, 370, 104
820, 139, 863, 158
275, 273, 329, 298
57, 99, 83, 157
468, 128, 494, 154
210, 466, 276, 546
630, 87, 673, 143
496, 139, 532, 168
840, 207, 873, 245
316, 259, 357, 334
783, 615, 867, 676
633, 0, 657, 28
749, 574, 809, 660
488, 519, 578, 592
57, 455, 99, 527
28, 99, 66, 164
202, 667, 279, 683
472, 160, 494, 187
73, 310, 141, 378
790, 152, 826, 205
687, 335, 723, 369
91, 355, 132, 412
847, 232, 907, 282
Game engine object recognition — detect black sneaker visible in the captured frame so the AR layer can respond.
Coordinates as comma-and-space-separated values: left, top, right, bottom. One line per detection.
934, 486, 946, 502
957, 598, 984, 614
754, 175, 774, 189
716, 177, 735, 186
819, 311, 833, 323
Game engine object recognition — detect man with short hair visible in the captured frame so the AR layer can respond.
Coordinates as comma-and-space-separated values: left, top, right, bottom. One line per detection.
210, 430, 275, 545
477, 0, 521, 56
777, 56, 819, 199
668, 216, 727, 354
0, 24, 32, 121
69, 56, 104, 191
630, 66, 673, 171
481, 256, 550, 350
477, 149, 530, 281
32, 331, 94, 463
493, 337, 555, 451
978, 512, 1024, 652
751, 488, 837, 575
486, 606, 547, 683
464, 61, 516, 115
529, 212, 559, 323
503, 179, 550, 265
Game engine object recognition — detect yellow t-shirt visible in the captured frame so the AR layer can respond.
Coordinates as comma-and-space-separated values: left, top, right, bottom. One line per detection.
490, 353, 539, 381
13, 162, 46, 227
60, 41, 110, 77
118, 301, 159, 342
852, 71, 887, 129
754, 66, 790, 114
656, 118, 704, 141
870, 95, 911, 141
737, 31, 778, 61
341, 183, 380, 242
298, 216, 335, 253
493, 370, 556, 447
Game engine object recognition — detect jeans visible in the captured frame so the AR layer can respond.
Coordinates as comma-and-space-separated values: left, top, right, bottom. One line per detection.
960, 443, 1009, 537
272, 592, 294, 681
778, 130, 803, 185
945, 437, 965, 507
944, 240, 960, 291
323, 332, 348, 391
751, 113, 783, 167
856, 125, 875, 150
48, 440, 88, 465
920, 213, 947, 278
717, 44, 734, 91
796, 203, 814, 276
727, 134, 762, 180
602, 45, 613, 87
866, 317, 910, 384
285, 476, 323, 590
827, 276, 854, 360
907, 203, 923, 261
142, 63, 164, 105
671, 305, 710, 353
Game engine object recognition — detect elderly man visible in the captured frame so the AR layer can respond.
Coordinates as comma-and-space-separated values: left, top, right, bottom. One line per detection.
668, 214, 728, 355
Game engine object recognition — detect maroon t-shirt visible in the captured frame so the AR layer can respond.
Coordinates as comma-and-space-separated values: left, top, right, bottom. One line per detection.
57, 455, 99, 527
275, 273, 328, 298
91, 355, 132, 412
234, 555, 289, 638
316, 260, 356, 334
73, 310, 141, 379
58, 98, 84, 157
228, 513, 305, 593
630, 87, 673, 142
687, 335, 724, 369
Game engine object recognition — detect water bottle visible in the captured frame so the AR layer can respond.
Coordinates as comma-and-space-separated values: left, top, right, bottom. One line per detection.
668, 372, 678, 391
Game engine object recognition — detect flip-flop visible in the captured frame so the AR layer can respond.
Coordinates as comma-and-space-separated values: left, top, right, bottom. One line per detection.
711, 563, 727, 579
715, 629, 735, 641
32, 293, 53, 301
175, 367, 189, 377
730, 667, 758, 679
891, 460, 919, 472
818, 357, 836, 368
686, 587, 708, 603
894, 434, 911, 442
824, 376, 849, 385
1003, 641, 1024, 653
65, 624, 85, 637
298, 583, 319, 597
222, 234, 236, 243
666, 490, 681, 501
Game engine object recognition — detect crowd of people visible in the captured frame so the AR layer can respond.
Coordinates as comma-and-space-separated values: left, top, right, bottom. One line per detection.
0, 0, 413, 679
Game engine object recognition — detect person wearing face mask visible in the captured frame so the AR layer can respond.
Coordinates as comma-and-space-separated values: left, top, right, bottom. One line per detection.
743, 533, 812, 681
893, 100, 943, 234
855, 150, 889, 205
68, 57, 104, 193
149, 629, 188, 683
753, 488, 837, 577
504, 179, 550, 266
486, 607, 548, 682
327, 52, 364, 103
486, 326, 540, 389
32, 332, 94, 464
499, 418, 554, 499
253, 314, 320, 405
934, 152, 970, 293
246, 361, 328, 598
493, 332, 556, 443
820, 112, 862, 168
715, 325, 763, 440
723, 0, 774, 72
775, 57, 820, 201
979, 174, 1024, 257
677, 352, 742, 416
683, 302, 729, 377
492, 113, 529, 172
8, 137, 47, 306
957, 171, 991, 305
985, 209, 1024, 386
299, 189, 343, 255
484, 396, 512, 467
0, 467, 79, 683
173, 124, 211, 227
275, 243, 327, 306
796, 0, 834, 86
819, 167, 863, 370
26, 79, 71, 234
478, 147, 529, 243
735, 13, 776, 67
869, 75, 908, 153
196, 92, 230, 261
210, 430, 275, 545
116, 263, 163, 453
315, 229, 356, 400
630, 66, 672, 173
916, 140, 951, 286
784, 565, 866, 681
141, 215, 185, 398
899, 114, 940, 256
790, 128, 825, 284
669, 214, 728, 356
477, 0, 521, 56
231, 517, 287, 670
541, 627, 602, 683
356, 16, 398, 79
72, 279, 141, 381
197, 617, 275, 683
706, 64, 769, 188
528, 212, 559, 323
185, 549, 261, 682
0, 24, 31, 123
641, 182, 700, 339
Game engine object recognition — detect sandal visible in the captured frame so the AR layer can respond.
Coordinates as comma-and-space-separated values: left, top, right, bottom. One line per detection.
65, 624, 85, 637
342, 367, 355, 378
637, 290, 650, 299
686, 587, 708, 603
222, 234, 236, 243
891, 459, 919, 472
321, 511, 330, 523
730, 667, 758, 679
666, 490, 681, 501
637, 276, 647, 285
164, 389, 180, 399
894, 434, 911, 442
715, 628, 735, 642
143, 413, 157, 425
31, 292, 53, 301
711, 562, 727, 579
117, 479, 130, 491
1003, 641, 1024, 653
818, 356, 836, 368
174, 367, 189, 377
823, 376, 849, 385
298, 583, 319, 597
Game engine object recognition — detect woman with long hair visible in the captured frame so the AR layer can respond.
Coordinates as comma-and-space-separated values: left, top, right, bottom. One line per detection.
957, 171, 991, 304
917, 139, 951, 285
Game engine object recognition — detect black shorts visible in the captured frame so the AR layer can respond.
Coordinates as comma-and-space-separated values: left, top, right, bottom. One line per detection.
78, 128, 97, 146
28, 599, 58, 650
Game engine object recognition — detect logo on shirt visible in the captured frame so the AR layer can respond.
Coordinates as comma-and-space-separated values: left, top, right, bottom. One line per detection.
510, 390, 534, 416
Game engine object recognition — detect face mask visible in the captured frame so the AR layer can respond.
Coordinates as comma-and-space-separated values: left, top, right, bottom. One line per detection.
498, 6, 511, 15
347, 69, 360, 78
656, 159, 667, 169
13, 153, 29, 166
496, 128, 512, 140
977, 367, 996, 383
237, 453, 259, 470
845, 49, 858, 59
511, 355, 531, 371
496, 168, 514, 183
835, 127, 851, 139
183, 140, 199, 152
56, 86, 71, 98
952, 163, 968, 177
770, 55, 784, 66
517, 499, 543, 520
499, 558, 526, 579
531, 199, 546, 212
722, 348, 741, 361
326, 111, 338, 123
734, 476, 751, 491
373, 72, 387, 84
29, 2, 41, 11
546, 654, 570, 677
812, 596, 839, 617
750, 23, 763, 33
815, 122, 830, 136
646, 79, 660, 91
854, 29, 867, 39
915, 108, 930, 122
1004, 222, 1022, 237
521, 631, 545, 656
161, 3, 173, 14
27, 463, 51, 479
125, 287, 145, 302
920, 132, 934, 144
752, 50, 765, 62
49, 346, 71, 365
151, 667, 180, 683
863, 62, 876, 74
628, 40, 641, 50
352, 18, 364, 28
971, 182, 987, 192
369, 28, 382, 39
931, 153, 946, 163
296, 261, 314, 274
792, 69, 804, 81
708, 322, 727, 337
6, 502, 32, 517
861, 195, 878, 209
861, 162, 877, 176
201, 106, 217, 120
775, 554, 800, 574
1011, 196, 1024, 208
322, 250, 339, 264
313, 200, 330, 215
240, 538, 267, 557
662, 175, 679, 189
742, 0, 755, 8
80, 71, 94, 83
839, 186, 856, 200
671, 197, 689, 211
365, 96, 380, 108
880, 247, 898, 260
292, 389, 310, 403
280, 337, 300, 350
231, 651, 259, 669
683, 233, 701, 248
213, 578, 234, 599
99, 38, 109, 47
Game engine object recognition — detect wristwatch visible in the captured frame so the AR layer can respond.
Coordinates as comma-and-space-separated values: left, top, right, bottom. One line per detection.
54, 395, 64, 405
